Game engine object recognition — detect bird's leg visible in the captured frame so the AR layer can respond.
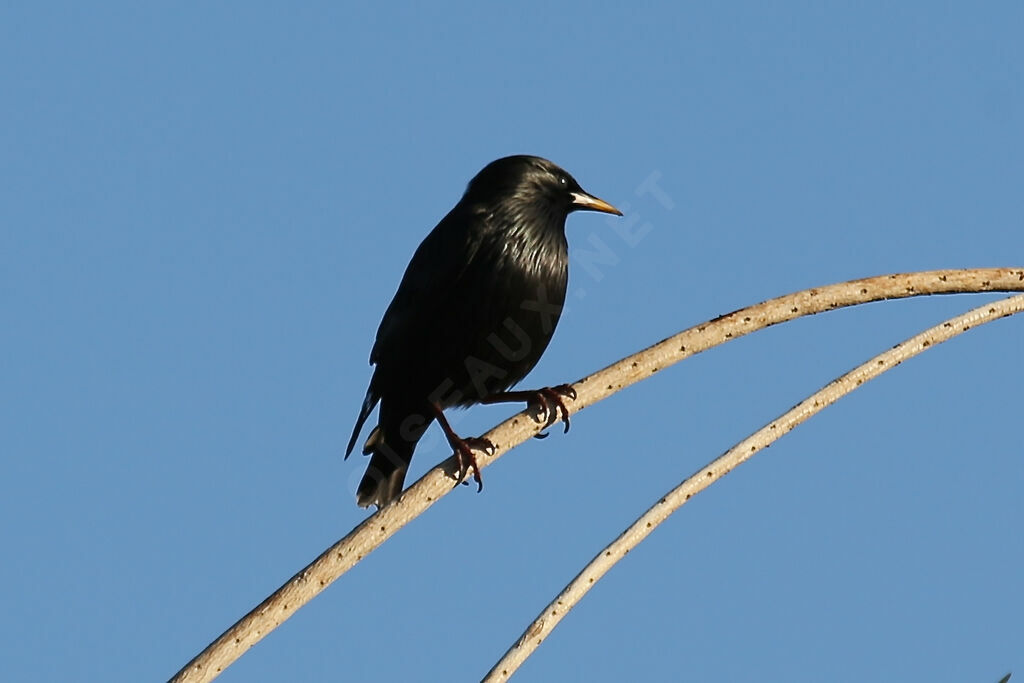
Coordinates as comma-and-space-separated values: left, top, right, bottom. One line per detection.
429, 402, 492, 492
480, 384, 577, 435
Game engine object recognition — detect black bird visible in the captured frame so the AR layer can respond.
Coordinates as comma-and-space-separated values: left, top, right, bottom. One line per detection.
346, 155, 621, 508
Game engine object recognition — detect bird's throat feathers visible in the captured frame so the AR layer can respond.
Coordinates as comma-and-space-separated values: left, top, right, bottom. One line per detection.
477, 198, 569, 284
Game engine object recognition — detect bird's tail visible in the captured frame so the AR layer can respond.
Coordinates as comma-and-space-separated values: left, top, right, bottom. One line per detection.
355, 423, 417, 508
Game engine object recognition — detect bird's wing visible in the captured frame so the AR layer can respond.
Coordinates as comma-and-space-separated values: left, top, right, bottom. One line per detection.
348, 206, 481, 457
369, 206, 483, 365
345, 384, 379, 458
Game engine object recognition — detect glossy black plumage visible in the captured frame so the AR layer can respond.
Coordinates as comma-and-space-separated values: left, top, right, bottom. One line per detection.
346, 155, 621, 508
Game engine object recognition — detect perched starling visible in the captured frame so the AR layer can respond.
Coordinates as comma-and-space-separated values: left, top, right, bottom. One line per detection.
346, 155, 621, 508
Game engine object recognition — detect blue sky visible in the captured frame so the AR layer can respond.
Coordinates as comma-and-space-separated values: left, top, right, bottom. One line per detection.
2, 3, 1022, 681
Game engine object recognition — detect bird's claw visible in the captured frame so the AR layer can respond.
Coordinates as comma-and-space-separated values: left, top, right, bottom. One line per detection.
530, 384, 576, 434
451, 436, 492, 492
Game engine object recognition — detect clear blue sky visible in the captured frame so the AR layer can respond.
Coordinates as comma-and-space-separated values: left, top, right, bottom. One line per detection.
2, 3, 1022, 682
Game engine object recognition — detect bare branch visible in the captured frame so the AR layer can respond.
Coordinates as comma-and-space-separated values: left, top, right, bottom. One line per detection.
484, 292, 1024, 680
170, 268, 1024, 683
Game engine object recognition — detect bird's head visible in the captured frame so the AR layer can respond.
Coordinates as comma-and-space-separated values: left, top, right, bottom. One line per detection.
464, 155, 622, 222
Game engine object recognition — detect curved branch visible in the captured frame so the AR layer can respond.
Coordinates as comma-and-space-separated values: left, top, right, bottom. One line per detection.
484, 292, 1024, 680
170, 268, 1024, 683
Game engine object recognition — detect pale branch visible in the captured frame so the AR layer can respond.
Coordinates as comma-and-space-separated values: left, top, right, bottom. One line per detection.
170, 268, 1024, 683
484, 292, 1024, 680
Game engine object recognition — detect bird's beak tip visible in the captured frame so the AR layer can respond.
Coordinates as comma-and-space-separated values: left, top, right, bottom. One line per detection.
570, 191, 623, 216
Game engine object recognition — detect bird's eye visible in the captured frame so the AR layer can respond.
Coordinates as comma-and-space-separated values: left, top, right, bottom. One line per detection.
559, 176, 567, 185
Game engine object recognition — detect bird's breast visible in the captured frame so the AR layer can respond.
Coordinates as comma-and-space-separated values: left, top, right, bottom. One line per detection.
372, 215, 571, 409
433, 227, 568, 403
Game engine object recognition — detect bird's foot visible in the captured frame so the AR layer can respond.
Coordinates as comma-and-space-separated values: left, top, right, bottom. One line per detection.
450, 436, 493, 492
481, 384, 577, 436
532, 384, 577, 435
430, 402, 493, 492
